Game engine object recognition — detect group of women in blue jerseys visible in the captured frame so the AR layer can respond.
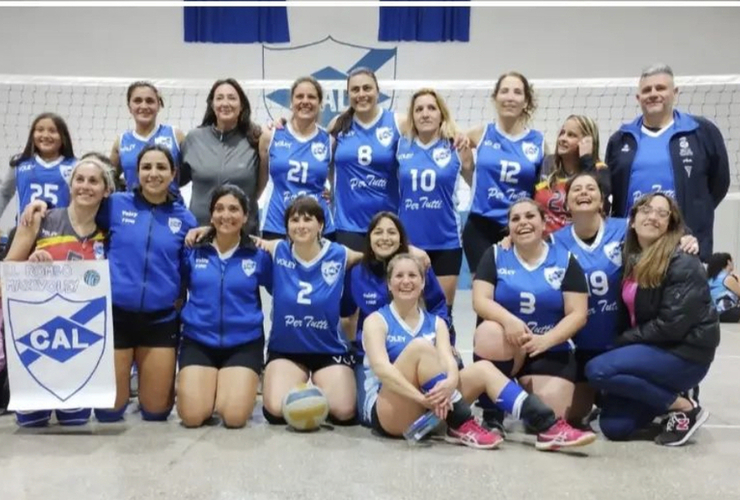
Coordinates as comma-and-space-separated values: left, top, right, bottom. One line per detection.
0, 67, 726, 450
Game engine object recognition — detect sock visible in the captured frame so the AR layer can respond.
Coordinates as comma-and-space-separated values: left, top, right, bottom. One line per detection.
494, 381, 528, 419
421, 373, 471, 429
520, 394, 558, 433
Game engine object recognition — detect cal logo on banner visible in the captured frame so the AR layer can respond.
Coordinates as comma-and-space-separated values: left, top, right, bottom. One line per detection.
1, 260, 115, 411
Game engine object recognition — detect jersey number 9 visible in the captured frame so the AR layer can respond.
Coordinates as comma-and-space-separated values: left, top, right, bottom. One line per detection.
587, 271, 609, 297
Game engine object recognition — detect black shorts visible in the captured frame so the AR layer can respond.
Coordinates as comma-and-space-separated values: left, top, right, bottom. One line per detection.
574, 349, 607, 383
112, 306, 180, 349
462, 213, 508, 274
371, 402, 397, 438
262, 231, 336, 242
179, 336, 264, 373
266, 351, 355, 373
426, 248, 463, 277
517, 350, 577, 382
720, 307, 740, 323
334, 230, 365, 252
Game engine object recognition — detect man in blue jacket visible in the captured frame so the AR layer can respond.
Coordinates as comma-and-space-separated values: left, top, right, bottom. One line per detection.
607, 64, 730, 260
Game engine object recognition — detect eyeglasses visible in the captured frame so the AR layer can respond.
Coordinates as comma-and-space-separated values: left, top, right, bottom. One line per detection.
637, 205, 671, 219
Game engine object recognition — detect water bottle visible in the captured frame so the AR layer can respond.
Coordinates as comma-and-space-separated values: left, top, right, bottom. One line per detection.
403, 411, 442, 442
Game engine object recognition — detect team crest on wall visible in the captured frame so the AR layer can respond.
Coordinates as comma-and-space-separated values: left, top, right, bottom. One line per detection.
262, 36, 398, 128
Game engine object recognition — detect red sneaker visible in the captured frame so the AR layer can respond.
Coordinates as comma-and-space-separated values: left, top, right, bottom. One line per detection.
445, 418, 504, 449
536, 418, 597, 451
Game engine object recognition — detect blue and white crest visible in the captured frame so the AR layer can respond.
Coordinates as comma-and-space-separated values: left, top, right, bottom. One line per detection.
60, 163, 74, 182
543, 266, 566, 290
376, 127, 394, 148
603, 241, 622, 267
262, 36, 397, 128
7, 294, 107, 402
522, 141, 540, 163
311, 141, 328, 162
432, 146, 452, 168
321, 260, 342, 286
168, 217, 182, 234
242, 259, 256, 277
154, 135, 173, 149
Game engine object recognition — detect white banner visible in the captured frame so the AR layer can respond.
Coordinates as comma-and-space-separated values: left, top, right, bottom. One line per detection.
1, 260, 115, 411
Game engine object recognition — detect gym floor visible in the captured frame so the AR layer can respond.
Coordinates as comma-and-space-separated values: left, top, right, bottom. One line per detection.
1, 290, 738, 500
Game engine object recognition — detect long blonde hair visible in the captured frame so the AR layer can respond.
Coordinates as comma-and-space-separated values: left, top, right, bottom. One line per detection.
547, 115, 602, 189
623, 193, 685, 288
402, 88, 459, 141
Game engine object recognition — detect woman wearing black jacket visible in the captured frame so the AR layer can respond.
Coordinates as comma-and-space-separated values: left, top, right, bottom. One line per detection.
585, 192, 720, 446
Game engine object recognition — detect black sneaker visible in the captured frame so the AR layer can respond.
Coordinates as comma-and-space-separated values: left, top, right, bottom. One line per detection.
655, 406, 709, 447
481, 408, 507, 437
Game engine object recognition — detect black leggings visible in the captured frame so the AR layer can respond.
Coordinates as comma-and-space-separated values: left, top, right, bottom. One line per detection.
462, 213, 508, 275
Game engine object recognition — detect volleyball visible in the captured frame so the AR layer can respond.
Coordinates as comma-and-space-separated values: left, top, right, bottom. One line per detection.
281, 383, 330, 432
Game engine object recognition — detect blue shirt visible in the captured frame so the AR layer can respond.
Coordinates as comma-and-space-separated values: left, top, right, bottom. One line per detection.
15, 155, 76, 212
552, 217, 627, 350
709, 270, 739, 313
262, 125, 334, 235
333, 109, 400, 233
626, 124, 676, 212
269, 240, 349, 354
471, 124, 544, 224
119, 124, 181, 195
397, 137, 463, 250
374, 304, 438, 364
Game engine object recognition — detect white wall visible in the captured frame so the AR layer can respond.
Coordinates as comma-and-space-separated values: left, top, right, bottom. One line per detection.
0, 7, 739, 79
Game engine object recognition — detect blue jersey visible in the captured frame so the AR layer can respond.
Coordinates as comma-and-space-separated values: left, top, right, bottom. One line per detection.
181, 243, 272, 348
553, 218, 627, 350
261, 126, 334, 235
15, 155, 76, 212
340, 263, 450, 354
494, 243, 574, 352
119, 124, 181, 195
625, 125, 676, 212
375, 304, 438, 364
269, 240, 349, 355
333, 109, 401, 232
709, 270, 739, 313
471, 124, 544, 224
397, 137, 462, 250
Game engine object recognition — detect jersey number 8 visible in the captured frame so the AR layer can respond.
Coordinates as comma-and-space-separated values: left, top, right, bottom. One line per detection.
357, 145, 373, 166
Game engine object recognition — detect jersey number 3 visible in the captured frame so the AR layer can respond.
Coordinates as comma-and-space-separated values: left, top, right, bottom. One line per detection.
520, 292, 536, 314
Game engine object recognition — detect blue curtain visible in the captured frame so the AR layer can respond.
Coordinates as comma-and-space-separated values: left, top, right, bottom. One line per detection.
378, 4, 471, 42
184, 0, 289, 44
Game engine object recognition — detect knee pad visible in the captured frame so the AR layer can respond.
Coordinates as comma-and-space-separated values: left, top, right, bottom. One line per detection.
262, 405, 287, 425
16, 410, 52, 428
94, 405, 128, 423
56, 408, 91, 426
140, 406, 173, 422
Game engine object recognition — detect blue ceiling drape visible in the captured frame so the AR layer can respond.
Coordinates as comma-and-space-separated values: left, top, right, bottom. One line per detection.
378, 3, 471, 42
184, 0, 290, 44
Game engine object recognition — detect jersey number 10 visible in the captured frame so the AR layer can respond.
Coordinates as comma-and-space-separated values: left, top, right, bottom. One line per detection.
410, 169, 436, 192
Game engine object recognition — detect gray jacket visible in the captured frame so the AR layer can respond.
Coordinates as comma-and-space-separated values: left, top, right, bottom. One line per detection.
180, 126, 260, 231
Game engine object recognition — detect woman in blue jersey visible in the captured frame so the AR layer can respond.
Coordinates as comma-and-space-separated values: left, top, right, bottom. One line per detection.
109, 81, 184, 195
707, 253, 740, 322
6, 157, 113, 427
586, 193, 718, 446
22, 144, 196, 423
257, 196, 364, 425
472, 198, 589, 432
177, 185, 271, 429
0, 112, 76, 219
259, 76, 334, 240
328, 68, 404, 251
340, 211, 449, 426
363, 253, 596, 450
464, 72, 545, 274
397, 88, 473, 334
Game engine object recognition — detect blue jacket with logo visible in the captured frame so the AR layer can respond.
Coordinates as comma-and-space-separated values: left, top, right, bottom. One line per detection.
606, 110, 730, 260
98, 190, 197, 315
180, 236, 272, 348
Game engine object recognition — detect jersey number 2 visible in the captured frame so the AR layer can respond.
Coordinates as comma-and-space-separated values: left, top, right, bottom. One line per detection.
297, 281, 313, 305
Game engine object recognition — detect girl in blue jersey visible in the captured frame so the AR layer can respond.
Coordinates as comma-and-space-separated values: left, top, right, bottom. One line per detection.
177, 185, 271, 429
0, 112, 76, 219
257, 196, 363, 425
22, 144, 196, 423
464, 72, 546, 274
397, 88, 473, 336
110, 81, 184, 195
473, 198, 589, 432
363, 254, 596, 450
260, 76, 335, 240
6, 157, 114, 427
340, 211, 450, 426
328, 68, 404, 251
706, 253, 740, 322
